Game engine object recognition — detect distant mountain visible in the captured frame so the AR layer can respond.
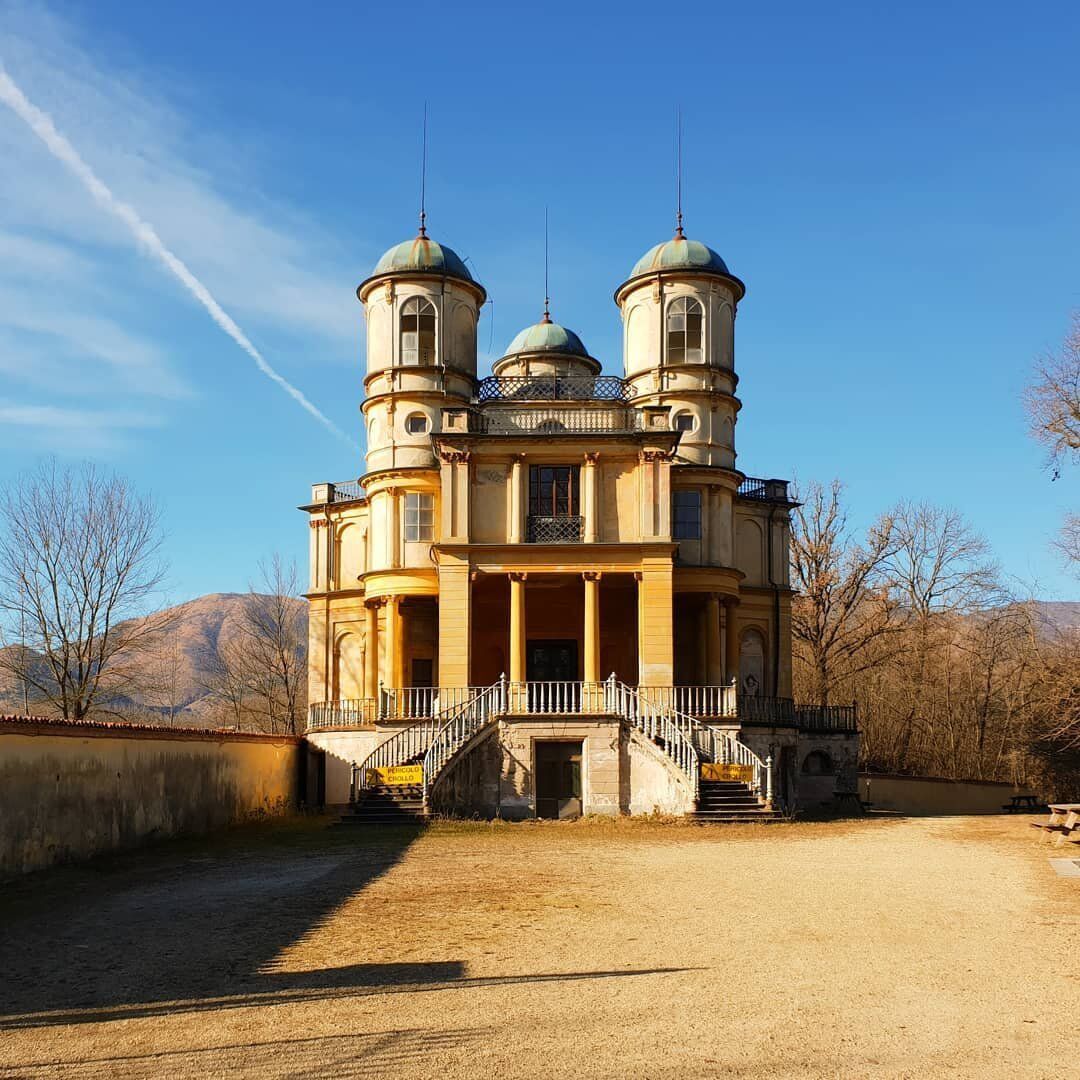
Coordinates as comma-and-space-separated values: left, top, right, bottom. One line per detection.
0, 592, 307, 723
1033, 601, 1080, 634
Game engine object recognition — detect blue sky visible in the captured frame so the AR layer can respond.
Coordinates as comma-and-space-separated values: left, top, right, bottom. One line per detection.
1, 0, 1077, 603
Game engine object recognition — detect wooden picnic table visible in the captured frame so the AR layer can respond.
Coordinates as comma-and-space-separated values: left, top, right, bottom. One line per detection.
1033, 803, 1080, 846
1003, 794, 1042, 812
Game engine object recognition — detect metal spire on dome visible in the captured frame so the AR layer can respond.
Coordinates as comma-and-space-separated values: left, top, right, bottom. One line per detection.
542, 205, 551, 323
675, 106, 685, 239
418, 102, 428, 238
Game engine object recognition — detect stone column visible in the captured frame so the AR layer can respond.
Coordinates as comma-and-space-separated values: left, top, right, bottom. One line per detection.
509, 573, 527, 684
583, 572, 601, 682
723, 597, 740, 688
384, 597, 400, 690
394, 600, 408, 688
583, 452, 599, 543
705, 593, 723, 684
509, 455, 525, 544
364, 601, 379, 699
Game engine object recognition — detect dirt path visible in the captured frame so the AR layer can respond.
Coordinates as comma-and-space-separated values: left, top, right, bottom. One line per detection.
1, 815, 1077, 1079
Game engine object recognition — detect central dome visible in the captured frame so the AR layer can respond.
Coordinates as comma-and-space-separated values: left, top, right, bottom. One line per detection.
494, 314, 599, 378
630, 235, 731, 279
372, 234, 474, 282
504, 317, 590, 359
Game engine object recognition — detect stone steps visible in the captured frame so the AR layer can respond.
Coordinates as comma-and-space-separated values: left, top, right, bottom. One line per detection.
693, 778, 777, 823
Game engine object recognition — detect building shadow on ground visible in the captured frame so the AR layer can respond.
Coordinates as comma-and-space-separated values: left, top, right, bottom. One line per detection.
0, 820, 699, 1036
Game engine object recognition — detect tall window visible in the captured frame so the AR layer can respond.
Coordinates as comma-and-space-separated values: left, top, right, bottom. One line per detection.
404, 492, 434, 542
672, 490, 702, 540
529, 465, 580, 517
666, 297, 703, 363
401, 297, 436, 365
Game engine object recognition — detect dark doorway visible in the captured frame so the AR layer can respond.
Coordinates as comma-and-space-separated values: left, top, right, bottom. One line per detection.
535, 740, 583, 819
526, 639, 578, 681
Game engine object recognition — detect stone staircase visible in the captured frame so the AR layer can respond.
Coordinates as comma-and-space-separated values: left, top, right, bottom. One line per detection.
692, 778, 781, 823
336, 785, 427, 826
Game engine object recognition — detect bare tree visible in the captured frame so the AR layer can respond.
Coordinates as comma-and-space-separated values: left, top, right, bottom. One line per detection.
1025, 312, 1080, 479
0, 460, 171, 720
200, 557, 306, 734
790, 480, 900, 704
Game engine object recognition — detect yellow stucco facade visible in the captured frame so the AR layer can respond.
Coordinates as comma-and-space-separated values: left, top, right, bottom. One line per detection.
304, 228, 796, 713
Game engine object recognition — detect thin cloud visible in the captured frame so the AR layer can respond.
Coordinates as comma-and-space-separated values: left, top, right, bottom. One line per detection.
0, 68, 358, 450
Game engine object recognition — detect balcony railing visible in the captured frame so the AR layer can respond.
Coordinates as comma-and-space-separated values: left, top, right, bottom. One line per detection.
526, 515, 583, 543
308, 686, 857, 733
329, 480, 365, 503
470, 405, 647, 435
307, 698, 377, 729
793, 703, 858, 731
737, 477, 791, 503
477, 375, 631, 403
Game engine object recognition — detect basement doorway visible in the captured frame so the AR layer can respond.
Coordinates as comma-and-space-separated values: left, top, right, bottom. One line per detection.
535, 740, 583, 820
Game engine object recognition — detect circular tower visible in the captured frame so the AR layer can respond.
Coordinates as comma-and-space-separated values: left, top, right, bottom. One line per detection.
357, 230, 487, 474
614, 229, 745, 469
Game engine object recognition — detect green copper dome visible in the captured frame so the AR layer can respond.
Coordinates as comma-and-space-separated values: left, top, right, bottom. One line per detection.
504, 317, 590, 358
372, 234, 474, 282
630, 235, 731, 279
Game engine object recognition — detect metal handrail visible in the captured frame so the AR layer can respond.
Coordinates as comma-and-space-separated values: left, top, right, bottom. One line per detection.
611, 677, 771, 802
422, 680, 505, 803
350, 685, 492, 800
793, 703, 858, 731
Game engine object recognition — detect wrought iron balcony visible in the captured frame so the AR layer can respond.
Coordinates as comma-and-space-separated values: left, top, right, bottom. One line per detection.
526, 515, 584, 543
471, 405, 647, 435
737, 477, 791, 502
329, 480, 364, 503
477, 375, 631, 403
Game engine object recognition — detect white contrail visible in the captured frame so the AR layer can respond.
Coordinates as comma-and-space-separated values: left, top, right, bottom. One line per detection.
0, 68, 357, 450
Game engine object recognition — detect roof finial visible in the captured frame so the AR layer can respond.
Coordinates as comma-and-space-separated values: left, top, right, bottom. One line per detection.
542, 205, 551, 322
675, 105, 685, 239
418, 101, 428, 238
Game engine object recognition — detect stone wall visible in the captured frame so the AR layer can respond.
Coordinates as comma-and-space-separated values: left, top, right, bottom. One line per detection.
858, 773, 1028, 815
431, 718, 694, 819
0, 716, 301, 878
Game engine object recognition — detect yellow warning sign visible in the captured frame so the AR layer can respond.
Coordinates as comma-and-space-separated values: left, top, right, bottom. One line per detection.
366, 765, 423, 787
701, 762, 754, 783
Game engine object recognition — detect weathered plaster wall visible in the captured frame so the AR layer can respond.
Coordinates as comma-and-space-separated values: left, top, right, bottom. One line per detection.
304, 728, 380, 805
858, 773, 1025, 816
626, 730, 695, 816
0, 717, 300, 878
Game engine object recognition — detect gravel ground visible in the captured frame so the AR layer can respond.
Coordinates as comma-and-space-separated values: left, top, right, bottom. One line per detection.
0, 814, 1077, 1079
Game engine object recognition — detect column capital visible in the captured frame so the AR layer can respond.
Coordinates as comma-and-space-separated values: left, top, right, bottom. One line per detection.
583, 451, 600, 466
508, 571, 528, 583
582, 571, 602, 582
364, 597, 385, 610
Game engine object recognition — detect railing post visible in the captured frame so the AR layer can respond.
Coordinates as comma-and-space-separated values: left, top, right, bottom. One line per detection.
499, 671, 507, 714
764, 755, 774, 808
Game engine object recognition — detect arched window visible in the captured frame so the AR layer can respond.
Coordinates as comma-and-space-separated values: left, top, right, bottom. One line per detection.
401, 297, 436, 365
802, 750, 835, 775
666, 297, 703, 363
